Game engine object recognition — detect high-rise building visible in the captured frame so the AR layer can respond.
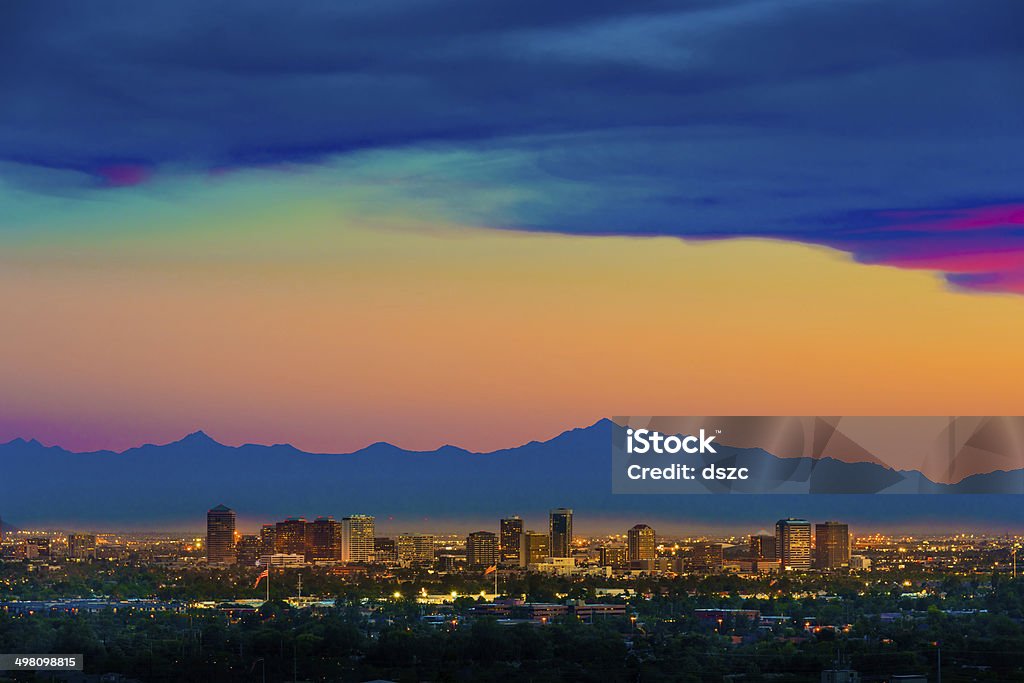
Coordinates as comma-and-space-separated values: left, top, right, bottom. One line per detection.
689, 542, 724, 572
397, 533, 435, 563
499, 516, 523, 565
466, 531, 498, 567
599, 545, 628, 568
520, 530, 549, 567
374, 537, 398, 564
206, 504, 237, 565
627, 524, 656, 562
68, 534, 97, 560
306, 517, 343, 563
775, 518, 812, 571
750, 534, 777, 559
275, 518, 307, 556
236, 535, 262, 566
342, 515, 375, 562
815, 521, 851, 570
25, 537, 50, 559
548, 508, 573, 558
260, 524, 276, 555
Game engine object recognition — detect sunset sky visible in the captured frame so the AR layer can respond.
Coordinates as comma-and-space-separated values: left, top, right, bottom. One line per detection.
2, 0, 1023, 454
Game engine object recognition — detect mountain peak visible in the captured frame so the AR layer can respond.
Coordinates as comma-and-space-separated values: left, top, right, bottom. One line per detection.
173, 430, 222, 447
3, 437, 43, 448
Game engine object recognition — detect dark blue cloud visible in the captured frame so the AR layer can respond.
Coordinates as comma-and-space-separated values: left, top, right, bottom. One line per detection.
3, 0, 1024, 290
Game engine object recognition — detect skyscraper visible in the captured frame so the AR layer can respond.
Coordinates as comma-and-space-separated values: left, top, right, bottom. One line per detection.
466, 531, 498, 566
306, 516, 343, 563
342, 515, 375, 562
689, 542, 724, 573
397, 533, 435, 563
68, 534, 97, 560
599, 545, 628, 568
236, 534, 262, 566
775, 518, 812, 571
206, 504, 236, 565
260, 524, 276, 556
374, 537, 398, 564
548, 508, 573, 558
815, 521, 851, 570
520, 530, 549, 567
275, 518, 307, 556
627, 524, 656, 562
750, 534, 777, 560
499, 516, 523, 565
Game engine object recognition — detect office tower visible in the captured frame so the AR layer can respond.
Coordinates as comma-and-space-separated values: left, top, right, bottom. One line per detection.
520, 530, 549, 567
627, 524, 656, 562
306, 517, 343, 562
750, 534, 777, 559
775, 518, 812, 570
690, 542, 724, 572
68, 534, 97, 560
275, 517, 307, 556
815, 521, 851, 570
25, 537, 50, 559
260, 524, 276, 555
600, 545, 628, 568
206, 504, 237, 565
466, 531, 498, 566
236, 534, 262, 566
548, 508, 573, 558
0, 514, 4, 544
499, 516, 523, 565
374, 537, 398, 564
342, 515, 375, 562
397, 533, 435, 563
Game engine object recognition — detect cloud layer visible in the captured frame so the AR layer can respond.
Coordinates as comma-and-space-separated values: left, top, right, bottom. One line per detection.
2, 0, 1024, 291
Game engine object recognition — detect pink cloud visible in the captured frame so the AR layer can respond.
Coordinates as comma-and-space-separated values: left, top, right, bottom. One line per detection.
95, 164, 150, 187
844, 202, 1024, 294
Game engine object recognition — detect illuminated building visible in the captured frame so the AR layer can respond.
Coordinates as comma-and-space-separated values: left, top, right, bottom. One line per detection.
68, 534, 97, 560
815, 521, 851, 569
466, 530, 498, 566
520, 530, 549, 567
342, 515, 375, 562
397, 533, 435, 563
689, 542, 724, 572
206, 504, 236, 565
599, 545, 628, 568
25, 537, 50, 560
627, 524, 656, 562
548, 508, 573, 558
776, 518, 812, 570
374, 537, 398, 563
306, 516, 343, 563
499, 516, 523, 565
275, 517, 307, 556
236, 534, 261, 566
260, 524, 276, 555
750, 533, 777, 560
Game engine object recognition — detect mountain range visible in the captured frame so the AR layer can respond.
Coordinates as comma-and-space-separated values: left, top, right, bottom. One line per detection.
2, 420, 1023, 533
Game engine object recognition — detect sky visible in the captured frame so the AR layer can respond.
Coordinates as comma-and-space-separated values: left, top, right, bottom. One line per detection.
2, 0, 1024, 455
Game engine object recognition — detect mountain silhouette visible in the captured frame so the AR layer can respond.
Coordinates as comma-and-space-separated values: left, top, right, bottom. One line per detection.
2, 420, 1023, 532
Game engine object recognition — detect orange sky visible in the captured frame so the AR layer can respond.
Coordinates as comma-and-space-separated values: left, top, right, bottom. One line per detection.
3, 195, 1024, 453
